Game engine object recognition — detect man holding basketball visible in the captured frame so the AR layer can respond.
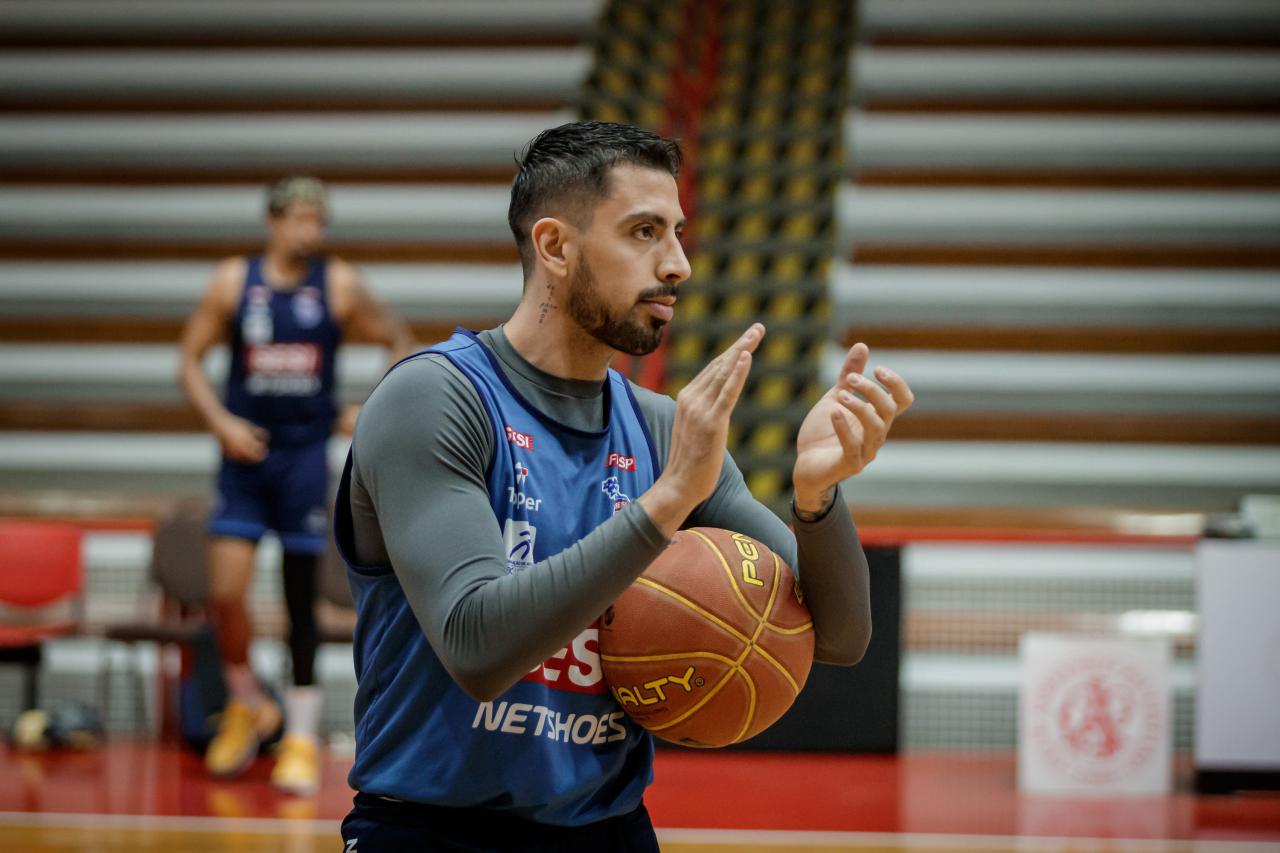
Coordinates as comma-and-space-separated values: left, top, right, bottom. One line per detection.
336, 121, 913, 850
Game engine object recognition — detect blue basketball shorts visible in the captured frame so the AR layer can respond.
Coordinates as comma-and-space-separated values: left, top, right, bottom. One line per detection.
340, 794, 660, 852
208, 438, 329, 555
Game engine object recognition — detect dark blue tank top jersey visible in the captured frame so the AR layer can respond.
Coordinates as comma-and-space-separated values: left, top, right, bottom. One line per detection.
225, 255, 340, 446
334, 329, 663, 827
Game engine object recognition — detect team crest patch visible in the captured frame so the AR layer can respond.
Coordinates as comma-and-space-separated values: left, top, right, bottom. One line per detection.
601, 476, 630, 514
291, 287, 324, 328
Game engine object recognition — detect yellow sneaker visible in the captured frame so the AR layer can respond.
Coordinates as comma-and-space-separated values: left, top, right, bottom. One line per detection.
205, 700, 259, 778
252, 697, 283, 740
271, 733, 321, 796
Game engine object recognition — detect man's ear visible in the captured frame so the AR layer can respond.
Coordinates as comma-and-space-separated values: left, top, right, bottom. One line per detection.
531, 216, 572, 278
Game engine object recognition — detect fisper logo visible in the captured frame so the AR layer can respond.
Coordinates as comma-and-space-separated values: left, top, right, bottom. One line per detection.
606, 452, 636, 471
505, 426, 534, 451
513, 461, 529, 484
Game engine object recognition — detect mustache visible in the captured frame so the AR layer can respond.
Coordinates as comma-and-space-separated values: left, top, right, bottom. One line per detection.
636, 284, 680, 302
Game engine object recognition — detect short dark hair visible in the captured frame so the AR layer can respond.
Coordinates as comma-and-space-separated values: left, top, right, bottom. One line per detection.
266, 176, 327, 217
508, 121, 682, 277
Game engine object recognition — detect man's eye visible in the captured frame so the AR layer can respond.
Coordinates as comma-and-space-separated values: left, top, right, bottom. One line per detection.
637, 226, 655, 239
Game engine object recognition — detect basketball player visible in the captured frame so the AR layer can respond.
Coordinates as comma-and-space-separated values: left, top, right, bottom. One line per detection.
336, 122, 913, 850
178, 176, 414, 794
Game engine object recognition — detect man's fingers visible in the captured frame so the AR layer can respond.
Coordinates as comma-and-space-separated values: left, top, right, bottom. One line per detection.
737, 323, 765, 352
873, 365, 915, 414
232, 445, 266, 464
711, 324, 763, 392
846, 373, 897, 423
839, 342, 869, 380
830, 406, 863, 471
717, 323, 763, 376
686, 323, 764, 395
713, 350, 753, 415
716, 324, 764, 367
840, 391, 886, 459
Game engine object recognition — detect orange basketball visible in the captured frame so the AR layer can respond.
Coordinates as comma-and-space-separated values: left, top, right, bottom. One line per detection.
598, 527, 814, 748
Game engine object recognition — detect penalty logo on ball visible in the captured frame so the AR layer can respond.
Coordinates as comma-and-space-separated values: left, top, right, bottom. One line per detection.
610, 665, 705, 710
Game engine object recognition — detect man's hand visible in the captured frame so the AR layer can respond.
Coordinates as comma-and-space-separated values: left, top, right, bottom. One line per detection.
792, 342, 914, 516
215, 415, 269, 464
638, 323, 763, 538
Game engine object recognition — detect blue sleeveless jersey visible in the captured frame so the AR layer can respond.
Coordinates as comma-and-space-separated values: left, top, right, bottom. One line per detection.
334, 329, 662, 826
224, 255, 340, 446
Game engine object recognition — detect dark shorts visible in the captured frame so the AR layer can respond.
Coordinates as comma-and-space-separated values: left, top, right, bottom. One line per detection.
208, 439, 328, 554
340, 793, 661, 853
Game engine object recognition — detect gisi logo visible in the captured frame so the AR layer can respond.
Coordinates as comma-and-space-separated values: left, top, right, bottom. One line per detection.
505, 425, 534, 451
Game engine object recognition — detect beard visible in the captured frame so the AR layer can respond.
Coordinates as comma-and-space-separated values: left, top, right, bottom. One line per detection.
288, 245, 320, 264
566, 254, 672, 357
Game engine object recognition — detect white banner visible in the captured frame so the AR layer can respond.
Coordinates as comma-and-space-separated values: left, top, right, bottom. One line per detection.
1019, 633, 1171, 795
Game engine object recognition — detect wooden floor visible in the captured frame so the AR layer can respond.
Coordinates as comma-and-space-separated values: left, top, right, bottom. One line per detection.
1, 743, 1277, 852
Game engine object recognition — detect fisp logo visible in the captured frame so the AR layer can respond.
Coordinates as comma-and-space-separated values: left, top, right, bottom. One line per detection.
606, 452, 636, 471
601, 476, 630, 514
502, 519, 536, 570
513, 461, 529, 484
522, 625, 606, 694
505, 425, 534, 451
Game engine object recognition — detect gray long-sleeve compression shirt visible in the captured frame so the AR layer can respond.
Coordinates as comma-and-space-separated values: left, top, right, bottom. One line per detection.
348, 327, 871, 701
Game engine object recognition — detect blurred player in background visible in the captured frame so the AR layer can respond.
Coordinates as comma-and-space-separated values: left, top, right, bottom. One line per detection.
334, 122, 914, 849
178, 176, 414, 794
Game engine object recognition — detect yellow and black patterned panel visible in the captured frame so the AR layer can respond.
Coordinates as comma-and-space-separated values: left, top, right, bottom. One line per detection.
669, 1, 853, 516
578, 3, 680, 130
581, 0, 853, 517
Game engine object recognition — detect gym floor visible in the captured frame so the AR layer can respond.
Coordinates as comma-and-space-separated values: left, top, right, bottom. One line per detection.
1, 744, 1277, 851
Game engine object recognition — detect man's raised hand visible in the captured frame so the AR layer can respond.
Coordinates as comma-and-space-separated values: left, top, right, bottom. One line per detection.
792, 342, 914, 516
638, 323, 764, 537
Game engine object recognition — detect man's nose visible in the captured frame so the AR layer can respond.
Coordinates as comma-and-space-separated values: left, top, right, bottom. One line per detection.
660, 237, 692, 284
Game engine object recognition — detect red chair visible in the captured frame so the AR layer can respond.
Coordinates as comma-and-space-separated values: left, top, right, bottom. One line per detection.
0, 521, 84, 714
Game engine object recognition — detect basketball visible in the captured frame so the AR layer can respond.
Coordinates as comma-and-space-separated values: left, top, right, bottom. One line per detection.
598, 527, 814, 748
